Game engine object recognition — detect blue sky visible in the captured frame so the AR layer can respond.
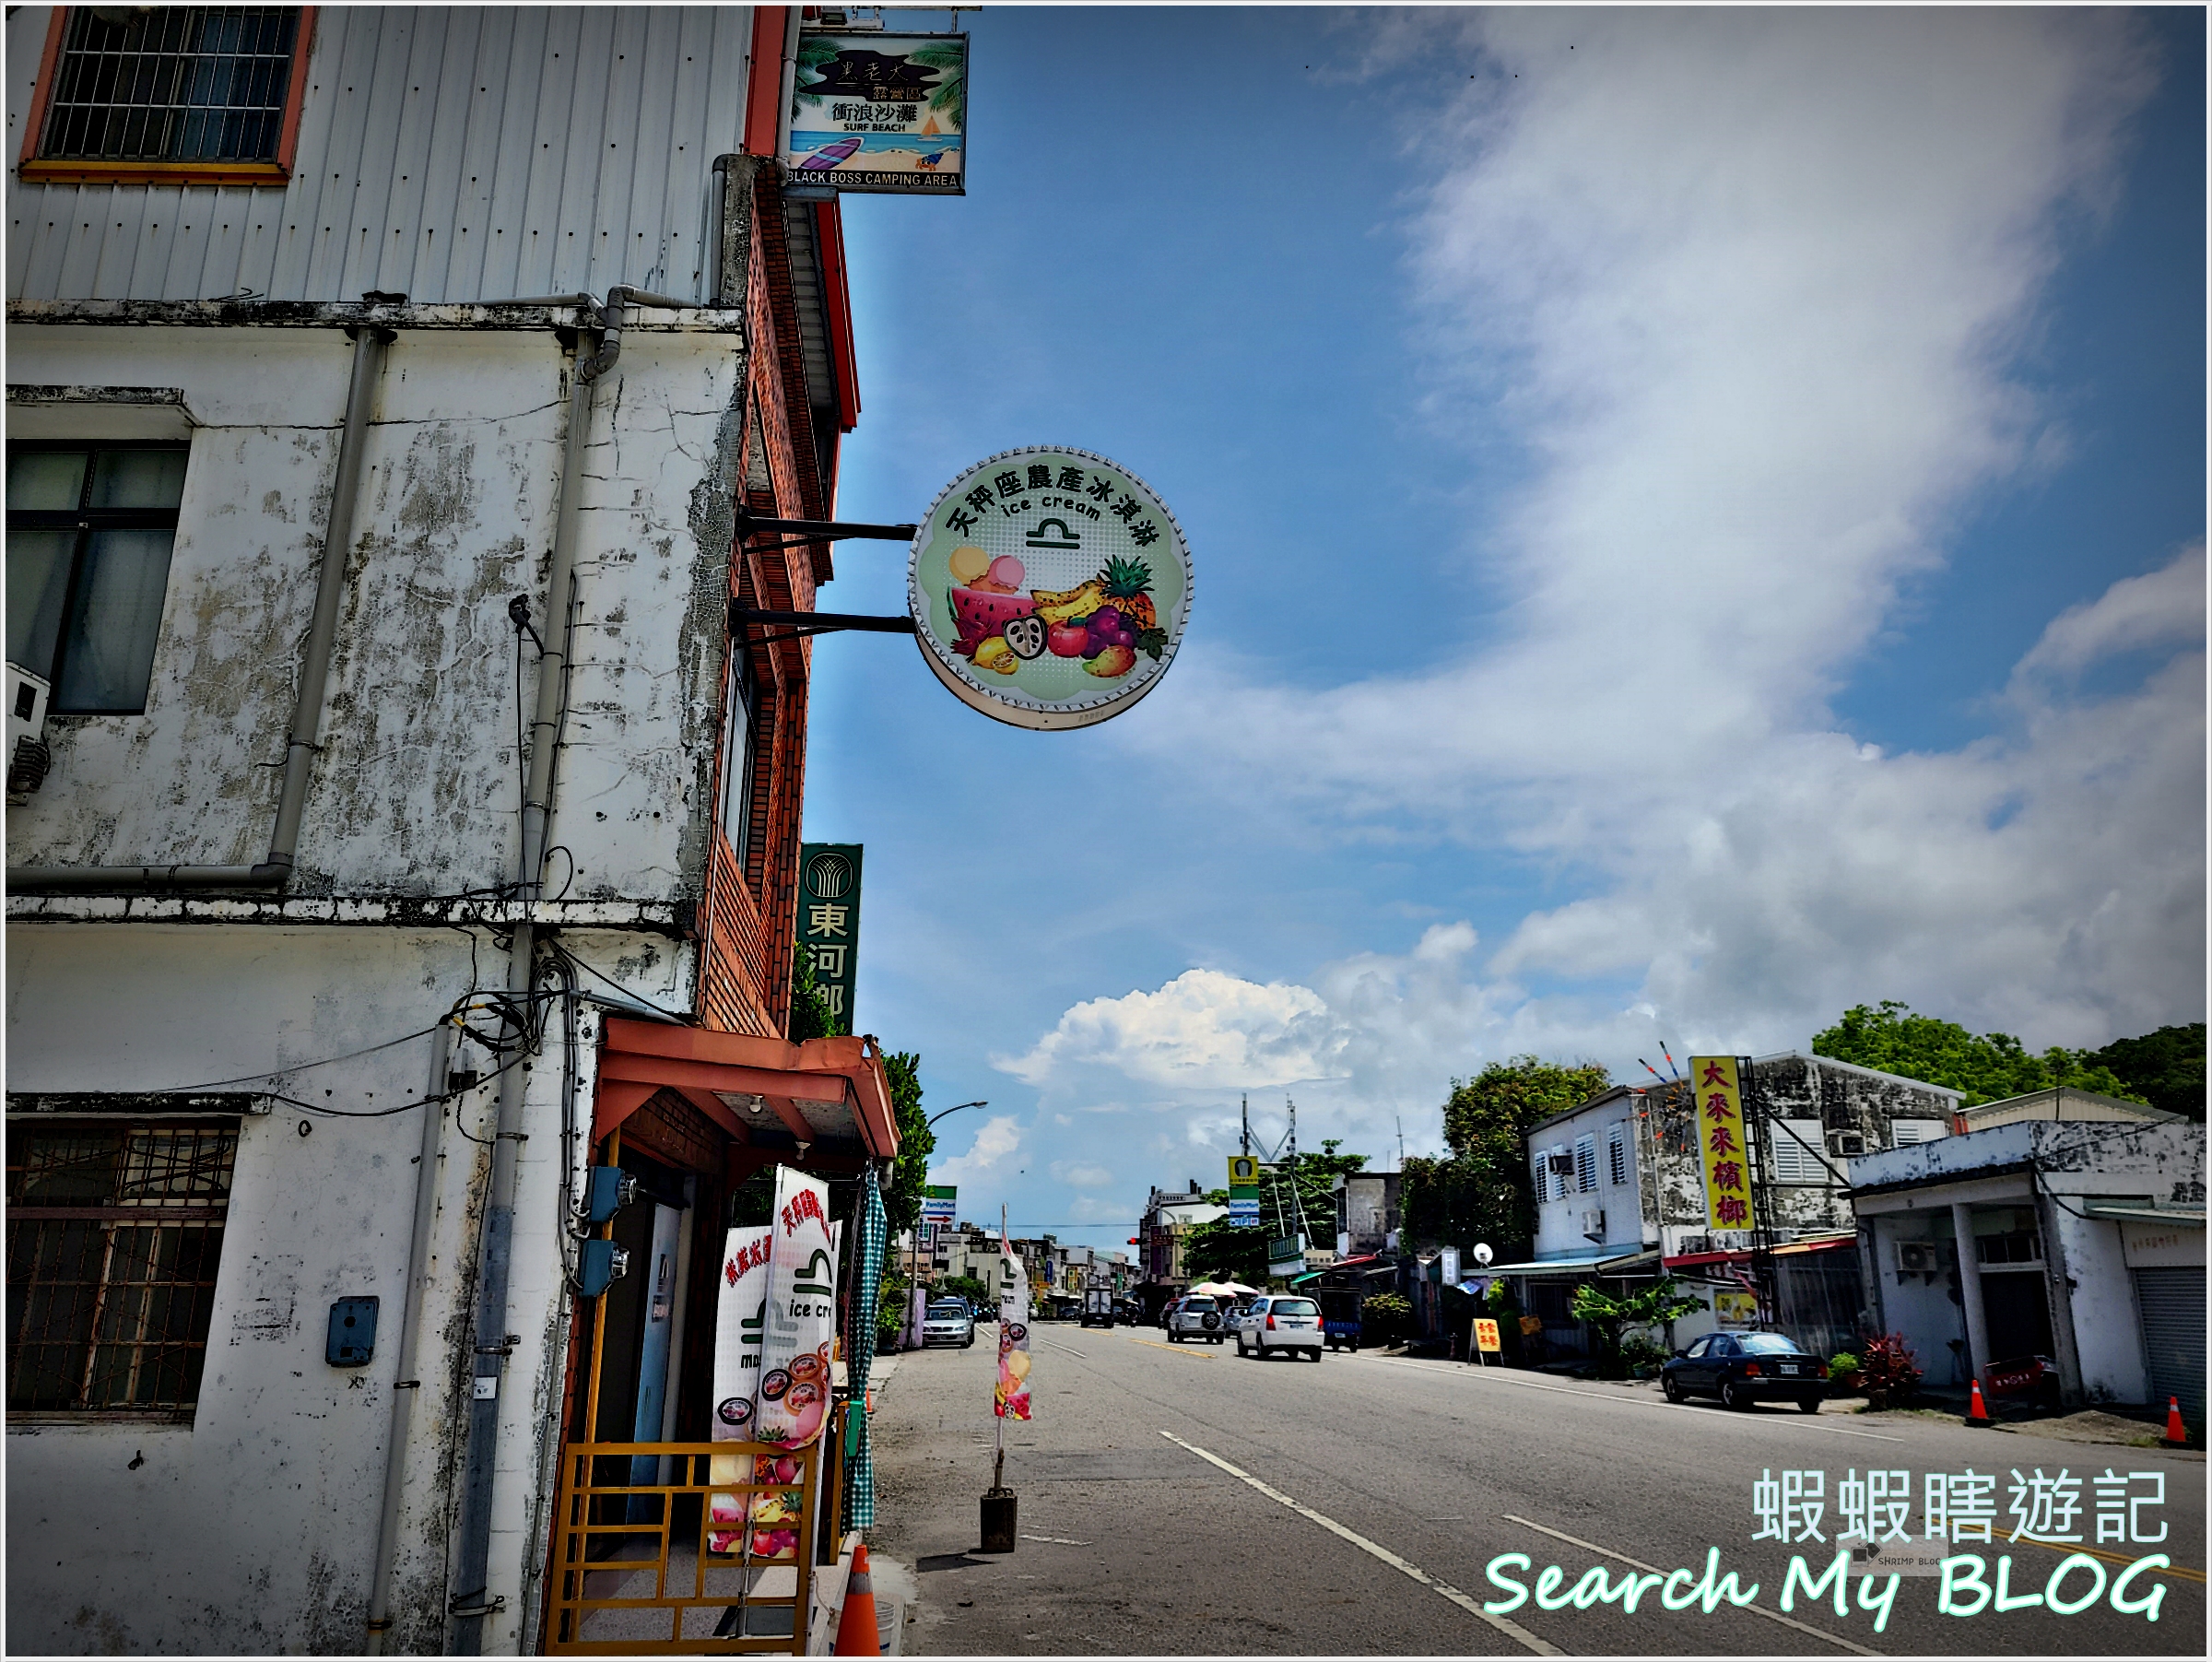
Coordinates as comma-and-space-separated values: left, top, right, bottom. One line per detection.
803, 6, 2206, 1245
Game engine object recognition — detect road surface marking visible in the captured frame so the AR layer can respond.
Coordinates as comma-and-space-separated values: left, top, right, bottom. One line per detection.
1020, 1534, 1093, 1546
1159, 1430, 1561, 1656
2005, 1533, 2204, 1584
1501, 1514, 1880, 1657
1039, 1338, 1088, 1358
1369, 1356, 1906, 1443
1127, 1337, 1212, 1360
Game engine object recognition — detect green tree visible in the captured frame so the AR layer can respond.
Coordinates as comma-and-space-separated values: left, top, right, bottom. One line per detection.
1569, 1277, 1706, 1378
940, 1273, 991, 1307
881, 1051, 934, 1236
1180, 1211, 1268, 1285
1812, 1001, 2146, 1108
2089, 1024, 2206, 1121
1401, 1057, 1611, 1256
788, 941, 842, 1042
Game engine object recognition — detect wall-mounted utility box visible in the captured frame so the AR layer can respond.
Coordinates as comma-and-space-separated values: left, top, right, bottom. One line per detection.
577, 1239, 629, 1297
585, 1165, 639, 1224
326, 1296, 380, 1367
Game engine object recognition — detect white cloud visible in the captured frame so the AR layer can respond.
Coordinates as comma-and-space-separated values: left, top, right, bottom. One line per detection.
1050, 1161, 1115, 1189
1111, 7, 2196, 1052
993, 968, 1340, 1090
931, 1114, 1023, 1185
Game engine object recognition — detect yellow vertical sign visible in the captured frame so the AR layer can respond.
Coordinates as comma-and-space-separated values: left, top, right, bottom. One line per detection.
1690, 1055, 1756, 1232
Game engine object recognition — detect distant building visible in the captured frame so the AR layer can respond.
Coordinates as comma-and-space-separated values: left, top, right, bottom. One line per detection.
1136, 1181, 1224, 1307
1333, 1169, 1401, 1256
1500, 1053, 1961, 1362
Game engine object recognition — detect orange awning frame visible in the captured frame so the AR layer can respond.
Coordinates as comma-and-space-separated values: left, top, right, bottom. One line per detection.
594, 1019, 900, 1161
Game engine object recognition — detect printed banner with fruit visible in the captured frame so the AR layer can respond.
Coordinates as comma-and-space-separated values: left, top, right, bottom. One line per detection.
994, 1245, 1031, 1420
705, 1226, 771, 1556
908, 446, 1191, 731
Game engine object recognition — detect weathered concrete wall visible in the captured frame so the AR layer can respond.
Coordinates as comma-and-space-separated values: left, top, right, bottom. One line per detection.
5, 314, 745, 903
4, 923, 678, 1656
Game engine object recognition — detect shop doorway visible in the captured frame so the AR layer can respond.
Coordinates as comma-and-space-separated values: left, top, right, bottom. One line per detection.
1981, 1271, 2054, 1362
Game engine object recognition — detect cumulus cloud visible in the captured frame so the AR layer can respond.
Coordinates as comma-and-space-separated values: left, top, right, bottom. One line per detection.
993, 968, 1340, 1089
2012, 542, 2206, 684
931, 1114, 1023, 1185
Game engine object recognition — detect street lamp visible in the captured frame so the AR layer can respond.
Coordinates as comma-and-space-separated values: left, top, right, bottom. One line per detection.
907, 1101, 987, 1340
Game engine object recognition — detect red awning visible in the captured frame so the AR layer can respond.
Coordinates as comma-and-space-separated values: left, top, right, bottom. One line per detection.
1663, 1232, 1855, 1271
594, 1019, 900, 1161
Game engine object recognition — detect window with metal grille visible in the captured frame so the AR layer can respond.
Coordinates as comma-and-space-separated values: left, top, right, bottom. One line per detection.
34, 6, 302, 165
6, 1123, 236, 1416
7, 443, 188, 714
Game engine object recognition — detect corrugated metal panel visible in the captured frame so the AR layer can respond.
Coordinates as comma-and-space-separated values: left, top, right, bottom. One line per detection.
2134, 1266, 2205, 1420
6, 6, 757, 304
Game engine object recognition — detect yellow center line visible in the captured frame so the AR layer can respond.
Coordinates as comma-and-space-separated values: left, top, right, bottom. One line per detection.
1126, 1336, 1212, 1360
2004, 1534, 2204, 1584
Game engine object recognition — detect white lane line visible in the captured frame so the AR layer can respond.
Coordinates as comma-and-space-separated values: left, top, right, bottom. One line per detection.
1020, 1534, 1092, 1546
1159, 1430, 1560, 1656
1370, 1357, 1907, 1443
1039, 1338, 1088, 1359
1500, 1514, 1882, 1658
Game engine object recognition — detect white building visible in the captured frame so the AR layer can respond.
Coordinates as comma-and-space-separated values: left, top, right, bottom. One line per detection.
1849, 1114, 2204, 1414
6, 7, 898, 1655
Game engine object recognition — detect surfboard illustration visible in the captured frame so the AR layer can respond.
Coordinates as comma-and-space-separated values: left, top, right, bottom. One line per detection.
796, 136, 863, 171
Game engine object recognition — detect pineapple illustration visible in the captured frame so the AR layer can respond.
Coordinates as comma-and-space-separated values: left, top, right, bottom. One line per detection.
1098, 555, 1156, 632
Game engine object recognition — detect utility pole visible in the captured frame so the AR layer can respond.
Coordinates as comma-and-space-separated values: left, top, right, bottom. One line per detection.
1241, 1093, 1250, 1158
1396, 1115, 1406, 1169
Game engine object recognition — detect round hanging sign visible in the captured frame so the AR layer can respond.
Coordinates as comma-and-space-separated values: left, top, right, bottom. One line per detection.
908, 446, 1192, 730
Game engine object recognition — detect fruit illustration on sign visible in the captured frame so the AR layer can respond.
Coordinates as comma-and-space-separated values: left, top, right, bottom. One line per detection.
910, 447, 1191, 730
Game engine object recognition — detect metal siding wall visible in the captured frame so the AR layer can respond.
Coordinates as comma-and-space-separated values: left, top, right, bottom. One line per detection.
2134, 1266, 2206, 1419
6, 6, 754, 304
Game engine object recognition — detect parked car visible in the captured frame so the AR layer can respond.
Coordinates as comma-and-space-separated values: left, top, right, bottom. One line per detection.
1985, 1354, 2064, 1410
1166, 1294, 1226, 1344
1234, 1295, 1324, 1361
1662, 1330, 1827, 1411
922, 1300, 977, 1349
1081, 1288, 1116, 1328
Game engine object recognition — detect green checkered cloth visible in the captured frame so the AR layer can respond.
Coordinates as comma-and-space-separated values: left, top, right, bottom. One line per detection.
842, 1165, 888, 1529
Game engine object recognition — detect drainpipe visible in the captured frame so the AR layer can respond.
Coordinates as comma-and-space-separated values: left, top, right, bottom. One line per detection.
363, 1017, 456, 1655
6, 323, 389, 891
445, 285, 691, 1656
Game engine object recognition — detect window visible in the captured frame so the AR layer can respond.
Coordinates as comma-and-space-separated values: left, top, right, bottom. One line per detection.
7, 443, 186, 713
1684, 1335, 1712, 1358
1769, 1119, 1833, 1185
1607, 1126, 1630, 1189
718, 642, 760, 866
1889, 1119, 1947, 1147
22, 6, 312, 183
1573, 1135, 1597, 1194
6, 1122, 236, 1416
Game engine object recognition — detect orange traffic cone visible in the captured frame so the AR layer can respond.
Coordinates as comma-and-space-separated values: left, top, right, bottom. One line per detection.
2162, 1397, 2188, 1446
1965, 1378, 1992, 1428
834, 1543, 881, 1656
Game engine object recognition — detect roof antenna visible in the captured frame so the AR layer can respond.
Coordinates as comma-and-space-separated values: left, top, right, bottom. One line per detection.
1660, 1043, 1682, 1081
1395, 1114, 1406, 1168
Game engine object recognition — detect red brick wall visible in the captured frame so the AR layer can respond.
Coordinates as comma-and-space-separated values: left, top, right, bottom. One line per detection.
698, 173, 833, 1038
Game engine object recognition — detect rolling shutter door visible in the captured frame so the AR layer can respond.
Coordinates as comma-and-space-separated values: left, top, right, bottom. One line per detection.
2133, 1266, 2205, 1420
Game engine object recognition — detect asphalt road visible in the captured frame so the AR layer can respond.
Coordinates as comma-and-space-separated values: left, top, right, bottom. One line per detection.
866, 1325, 2205, 1656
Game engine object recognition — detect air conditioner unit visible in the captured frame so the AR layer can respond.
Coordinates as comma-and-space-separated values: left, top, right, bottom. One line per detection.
6, 662, 53, 799
1581, 1209, 1606, 1241
1827, 1129, 1867, 1159
1895, 1241, 1936, 1274
1547, 1152, 1575, 1175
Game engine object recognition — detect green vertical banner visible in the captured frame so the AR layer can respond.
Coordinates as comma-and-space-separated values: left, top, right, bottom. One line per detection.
797, 843, 864, 1033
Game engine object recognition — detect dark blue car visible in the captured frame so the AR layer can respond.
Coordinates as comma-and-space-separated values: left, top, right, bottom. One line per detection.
1662, 1330, 1828, 1412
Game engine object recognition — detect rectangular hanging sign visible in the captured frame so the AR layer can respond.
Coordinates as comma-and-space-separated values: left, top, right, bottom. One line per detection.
1691, 1055, 1757, 1233
797, 843, 864, 1031
786, 31, 968, 194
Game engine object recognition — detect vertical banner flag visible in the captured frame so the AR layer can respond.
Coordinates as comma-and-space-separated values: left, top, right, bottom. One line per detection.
1691, 1055, 1756, 1232
706, 1226, 771, 1555
797, 843, 864, 1031
741, 1168, 838, 1562
1227, 1154, 1260, 1229
994, 1239, 1031, 1420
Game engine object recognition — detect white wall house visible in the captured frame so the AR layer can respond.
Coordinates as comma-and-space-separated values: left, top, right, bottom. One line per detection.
6, 7, 883, 1655
1849, 1118, 2205, 1414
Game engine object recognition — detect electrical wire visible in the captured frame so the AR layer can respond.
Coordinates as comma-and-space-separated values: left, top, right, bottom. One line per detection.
545, 939, 688, 1021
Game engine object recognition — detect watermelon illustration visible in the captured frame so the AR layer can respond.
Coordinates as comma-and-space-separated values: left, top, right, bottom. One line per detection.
949, 587, 1039, 658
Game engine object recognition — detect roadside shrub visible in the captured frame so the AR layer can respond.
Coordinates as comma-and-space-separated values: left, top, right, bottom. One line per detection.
1363, 1292, 1412, 1345
1829, 1351, 1861, 1376
1859, 1333, 1921, 1409
1620, 1331, 1670, 1374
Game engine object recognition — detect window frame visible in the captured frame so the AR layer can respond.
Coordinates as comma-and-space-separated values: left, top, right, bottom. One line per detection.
1607, 1126, 1630, 1189
717, 639, 762, 875
1769, 1118, 1834, 1186
7, 438, 190, 715
6, 1114, 241, 1423
18, 6, 317, 188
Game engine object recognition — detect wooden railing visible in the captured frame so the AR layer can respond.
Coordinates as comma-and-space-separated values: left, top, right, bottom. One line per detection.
543, 1438, 822, 1655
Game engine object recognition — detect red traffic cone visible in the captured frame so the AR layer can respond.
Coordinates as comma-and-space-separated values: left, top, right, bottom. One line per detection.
1965, 1377, 1993, 1428
2161, 1396, 2188, 1446
834, 1543, 882, 1656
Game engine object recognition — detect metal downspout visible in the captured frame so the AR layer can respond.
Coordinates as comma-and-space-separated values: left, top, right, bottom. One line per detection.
364, 1017, 456, 1655
444, 286, 688, 1654
6, 325, 388, 892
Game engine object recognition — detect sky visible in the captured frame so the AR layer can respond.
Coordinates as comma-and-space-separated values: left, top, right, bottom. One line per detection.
802, 6, 2206, 1248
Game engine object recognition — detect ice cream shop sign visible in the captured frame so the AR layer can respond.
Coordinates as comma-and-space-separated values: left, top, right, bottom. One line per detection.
908, 447, 1194, 730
